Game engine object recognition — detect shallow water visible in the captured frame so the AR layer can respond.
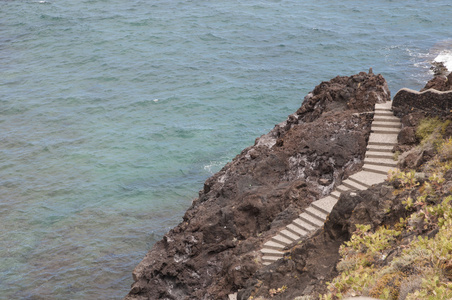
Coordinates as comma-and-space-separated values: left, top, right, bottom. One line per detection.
1, 0, 452, 298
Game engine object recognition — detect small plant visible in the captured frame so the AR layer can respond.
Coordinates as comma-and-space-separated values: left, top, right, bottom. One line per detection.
388, 169, 419, 190
416, 117, 443, 141
269, 285, 287, 297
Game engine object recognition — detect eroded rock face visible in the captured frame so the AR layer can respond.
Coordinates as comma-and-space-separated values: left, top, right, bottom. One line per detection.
124, 72, 390, 300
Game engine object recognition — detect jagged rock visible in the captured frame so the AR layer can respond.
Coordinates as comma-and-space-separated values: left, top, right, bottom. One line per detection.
124, 72, 391, 300
421, 71, 452, 92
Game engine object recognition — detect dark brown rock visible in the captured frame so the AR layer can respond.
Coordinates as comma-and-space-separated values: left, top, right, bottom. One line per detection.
421, 72, 452, 92
397, 127, 418, 145
392, 88, 452, 119
124, 72, 391, 300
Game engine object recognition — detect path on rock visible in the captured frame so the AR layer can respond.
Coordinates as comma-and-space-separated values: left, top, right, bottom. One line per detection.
260, 101, 401, 265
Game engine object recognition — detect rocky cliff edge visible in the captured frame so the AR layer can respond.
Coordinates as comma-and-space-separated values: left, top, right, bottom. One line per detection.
124, 72, 391, 300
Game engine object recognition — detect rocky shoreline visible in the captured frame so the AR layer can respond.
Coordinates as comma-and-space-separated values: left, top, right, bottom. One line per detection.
124, 71, 451, 300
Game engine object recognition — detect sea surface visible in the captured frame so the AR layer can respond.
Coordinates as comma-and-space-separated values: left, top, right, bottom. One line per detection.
1, 0, 452, 298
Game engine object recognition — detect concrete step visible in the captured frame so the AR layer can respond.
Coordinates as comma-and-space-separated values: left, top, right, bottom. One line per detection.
375, 102, 392, 110
262, 256, 279, 265
279, 229, 302, 241
299, 212, 325, 228
375, 106, 392, 111
347, 175, 370, 188
311, 196, 338, 215
271, 234, 293, 246
371, 126, 401, 134
261, 248, 284, 257
342, 178, 368, 191
364, 157, 397, 168
371, 121, 401, 128
366, 150, 395, 159
367, 144, 395, 152
336, 184, 351, 193
373, 115, 400, 122
362, 164, 395, 175
348, 171, 388, 187
368, 133, 398, 146
228, 293, 238, 300
292, 218, 318, 232
263, 240, 286, 251
374, 110, 395, 117
330, 190, 341, 199
286, 223, 308, 237
305, 206, 328, 221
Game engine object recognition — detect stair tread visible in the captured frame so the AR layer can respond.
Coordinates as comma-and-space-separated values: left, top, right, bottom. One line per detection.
373, 116, 400, 122
263, 240, 286, 250
305, 206, 328, 220
286, 224, 308, 236
330, 190, 341, 199
336, 184, 351, 193
364, 157, 397, 167
368, 133, 398, 145
371, 126, 401, 134
362, 164, 396, 175
271, 234, 293, 245
299, 212, 325, 227
342, 179, 368, 191
280, 229, 302, 241
371, 121, 401, 128
311, 196, 338, 214
261, 248, 284, 255
366, 150, 395, 158
293, 218, 318, 231
348, 171, 388, 187
367, 144, 395, 152
374, 102, 392, 110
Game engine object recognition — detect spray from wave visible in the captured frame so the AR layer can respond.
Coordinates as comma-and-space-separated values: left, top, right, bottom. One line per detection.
433, 50, 452, 73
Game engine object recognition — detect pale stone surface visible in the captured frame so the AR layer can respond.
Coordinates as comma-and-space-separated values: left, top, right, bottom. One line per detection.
368, 133, 398, 145
341, 179, 368, 190
305, 206, 328, 220
371, 120, 401, 128
364, 157, 397, 167
299, 212, 325, 227
271, 234, 293, 245
365, 150, 394, 158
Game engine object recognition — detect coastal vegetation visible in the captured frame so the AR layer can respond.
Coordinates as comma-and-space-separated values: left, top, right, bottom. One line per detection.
320, 119, 452, 300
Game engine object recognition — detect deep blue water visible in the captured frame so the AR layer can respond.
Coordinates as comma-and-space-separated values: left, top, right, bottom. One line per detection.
1, 0, 452, 298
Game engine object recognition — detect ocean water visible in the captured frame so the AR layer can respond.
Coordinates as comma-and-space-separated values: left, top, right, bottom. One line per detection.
1, 0, 452, 298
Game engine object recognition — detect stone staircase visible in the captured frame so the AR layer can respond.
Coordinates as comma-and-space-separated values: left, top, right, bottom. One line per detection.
260, 101, 401, 265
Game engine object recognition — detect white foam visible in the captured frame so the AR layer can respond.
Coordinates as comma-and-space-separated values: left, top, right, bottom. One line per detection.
433, 50, 452, 72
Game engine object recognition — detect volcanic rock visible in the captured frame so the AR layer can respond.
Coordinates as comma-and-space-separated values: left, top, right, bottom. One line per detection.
124, 72, 390, 300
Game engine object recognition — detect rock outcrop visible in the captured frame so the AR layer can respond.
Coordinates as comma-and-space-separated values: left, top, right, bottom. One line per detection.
231, 75, 452, 300
125, 72, 391, 300
392, 76, 452, 167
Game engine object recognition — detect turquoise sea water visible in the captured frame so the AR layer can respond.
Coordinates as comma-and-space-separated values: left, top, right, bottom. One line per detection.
1, 0, 452, 298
